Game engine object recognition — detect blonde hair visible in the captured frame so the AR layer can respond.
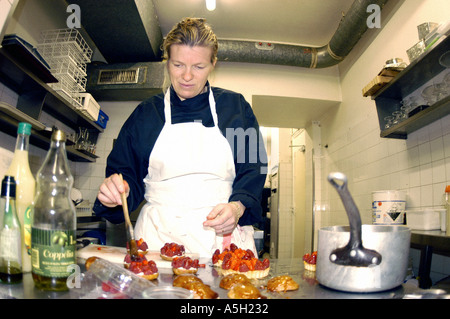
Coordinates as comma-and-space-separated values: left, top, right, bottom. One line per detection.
163, 17, 218, 63
162, 18, 218, 92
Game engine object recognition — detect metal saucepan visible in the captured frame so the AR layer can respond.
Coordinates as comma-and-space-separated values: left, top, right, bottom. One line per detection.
316, 172, 411, 293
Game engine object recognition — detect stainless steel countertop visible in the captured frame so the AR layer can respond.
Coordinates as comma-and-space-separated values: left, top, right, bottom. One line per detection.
0, 258, 434, 299
411, 230, 450, 255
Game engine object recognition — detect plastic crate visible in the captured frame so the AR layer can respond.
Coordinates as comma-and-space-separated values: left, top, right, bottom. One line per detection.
72, 93, 100, 121
95, 109, 109, 129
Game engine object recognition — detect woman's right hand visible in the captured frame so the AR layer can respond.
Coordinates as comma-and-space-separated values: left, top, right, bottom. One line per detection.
97, 173, 130, 208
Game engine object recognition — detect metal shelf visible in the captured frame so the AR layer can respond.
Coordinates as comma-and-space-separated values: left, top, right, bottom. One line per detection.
373, 36, 450, 139
0, 102, 97, 162
0, 39, 103, 162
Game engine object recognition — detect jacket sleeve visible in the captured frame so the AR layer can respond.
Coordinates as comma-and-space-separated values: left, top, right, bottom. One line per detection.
93, 99, 164, 223
217, 91, 268, 226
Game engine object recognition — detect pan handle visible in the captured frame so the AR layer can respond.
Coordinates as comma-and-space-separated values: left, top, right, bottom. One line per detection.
327, 172, 382, 267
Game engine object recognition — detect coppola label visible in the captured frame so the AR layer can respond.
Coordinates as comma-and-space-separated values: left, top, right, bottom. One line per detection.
31, 228, 76, 278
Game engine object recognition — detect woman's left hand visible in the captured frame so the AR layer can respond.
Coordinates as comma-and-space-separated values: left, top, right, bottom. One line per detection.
203, 201, 245, 235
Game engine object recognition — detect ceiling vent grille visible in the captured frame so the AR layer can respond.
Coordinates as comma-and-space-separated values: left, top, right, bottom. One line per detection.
97, 68, 141, 84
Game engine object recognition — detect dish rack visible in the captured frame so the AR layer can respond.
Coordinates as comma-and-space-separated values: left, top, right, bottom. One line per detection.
76, 200, 92, 217
36, 29, 98, 120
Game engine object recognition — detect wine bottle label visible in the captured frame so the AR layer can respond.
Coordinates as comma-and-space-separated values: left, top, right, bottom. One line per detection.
0, 229, 21, 264
31, 228, 76, 278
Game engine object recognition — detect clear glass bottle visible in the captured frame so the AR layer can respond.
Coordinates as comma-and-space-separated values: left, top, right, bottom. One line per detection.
0, 176, 23, 284
6, 122, 36, 272
31, 130, 76, 291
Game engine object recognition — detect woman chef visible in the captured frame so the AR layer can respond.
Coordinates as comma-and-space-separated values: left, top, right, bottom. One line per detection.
93, 18, 267, 257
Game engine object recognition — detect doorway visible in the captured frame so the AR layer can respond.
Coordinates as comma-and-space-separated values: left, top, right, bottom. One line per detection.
266, 127, 307, 259
292, 129, 306, 258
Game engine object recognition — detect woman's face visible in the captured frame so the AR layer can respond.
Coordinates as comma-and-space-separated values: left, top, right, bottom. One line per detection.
168, 44, 216, 100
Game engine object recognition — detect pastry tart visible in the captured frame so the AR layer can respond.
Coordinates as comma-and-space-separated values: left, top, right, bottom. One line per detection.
172, 274, 218, 299
171, 256, 203, 275
227, 282, 266, 299
219, 273, 252, 290
124, 253, 159, 280
212, 244, 270, 279
303, 251, 317, 271
160, 242, 185, 261
127, 238, 149, 255
267, 275, 299, 292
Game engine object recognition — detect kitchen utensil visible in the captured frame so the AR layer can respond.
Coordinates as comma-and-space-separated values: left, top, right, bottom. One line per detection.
70, 187, 83, 206
316, 172, 411, 292
119, 173, 139, 261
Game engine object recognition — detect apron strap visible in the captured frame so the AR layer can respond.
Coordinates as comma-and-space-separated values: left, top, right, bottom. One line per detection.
163, 88, 172, 125
164, 84, 218, 127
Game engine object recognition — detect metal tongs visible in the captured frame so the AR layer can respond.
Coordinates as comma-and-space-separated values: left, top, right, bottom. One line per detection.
119, 173, 139, 261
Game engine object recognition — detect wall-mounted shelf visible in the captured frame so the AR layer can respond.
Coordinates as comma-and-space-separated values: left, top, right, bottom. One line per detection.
373, 36, 450, 139
0, 41, 103, 162
0, 102, 97, 162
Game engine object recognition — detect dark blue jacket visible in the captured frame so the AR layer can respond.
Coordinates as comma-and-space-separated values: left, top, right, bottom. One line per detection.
93, 85, 267, 226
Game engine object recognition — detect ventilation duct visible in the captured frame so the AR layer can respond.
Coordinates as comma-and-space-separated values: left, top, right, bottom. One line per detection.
84, 0, 389, 100
70, 0, 163, 63
86, 62, 165, 101
217, 0, 389, 68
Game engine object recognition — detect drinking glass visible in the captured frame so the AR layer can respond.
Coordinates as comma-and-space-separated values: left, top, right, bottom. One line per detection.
384, 116, 394, 129
392, 111, 402, 125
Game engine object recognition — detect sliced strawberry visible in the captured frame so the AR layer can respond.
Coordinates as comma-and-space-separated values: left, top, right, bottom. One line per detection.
239, 263, 250, 272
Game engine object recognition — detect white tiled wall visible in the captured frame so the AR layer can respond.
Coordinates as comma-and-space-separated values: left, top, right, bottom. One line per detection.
311, 0, 450, 285
276, 162, 294, 259
0, 0, 448, 287
72, 101, 140, 205
317, 112, 450, 284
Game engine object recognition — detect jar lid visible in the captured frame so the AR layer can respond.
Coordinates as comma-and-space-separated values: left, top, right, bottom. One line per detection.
17, 122, 31, 135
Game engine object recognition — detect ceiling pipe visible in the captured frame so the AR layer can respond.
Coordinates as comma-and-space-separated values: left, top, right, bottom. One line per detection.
217, 0, 389, 68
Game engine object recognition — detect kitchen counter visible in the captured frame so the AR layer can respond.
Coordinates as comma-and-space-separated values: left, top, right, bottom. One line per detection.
0, 257, 440, 300
410, 230, 450, 289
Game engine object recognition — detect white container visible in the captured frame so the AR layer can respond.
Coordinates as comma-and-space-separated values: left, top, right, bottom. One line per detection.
372, 190, 406, 225
73, 93, 100, 121
437, 208, 446, 232
407, 208, 441, 230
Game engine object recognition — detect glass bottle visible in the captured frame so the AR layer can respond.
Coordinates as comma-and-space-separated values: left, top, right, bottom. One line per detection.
6, 122, 36, 272
31, 130, 76, 291
0, 176, 23, 284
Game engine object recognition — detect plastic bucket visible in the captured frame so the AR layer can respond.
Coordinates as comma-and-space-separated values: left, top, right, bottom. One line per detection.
372, 190, 406, 225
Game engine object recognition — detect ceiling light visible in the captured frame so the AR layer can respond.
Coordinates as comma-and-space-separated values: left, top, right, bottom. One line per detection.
206, 0, 216, 11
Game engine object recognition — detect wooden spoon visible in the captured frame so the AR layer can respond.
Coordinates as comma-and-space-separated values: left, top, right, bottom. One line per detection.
119, 173, 139, 261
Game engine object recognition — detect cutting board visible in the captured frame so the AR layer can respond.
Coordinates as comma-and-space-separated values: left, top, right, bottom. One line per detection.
77, 244, 200, 269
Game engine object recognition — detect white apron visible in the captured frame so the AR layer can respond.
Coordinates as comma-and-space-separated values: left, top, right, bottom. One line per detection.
134, 87, 256, 258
